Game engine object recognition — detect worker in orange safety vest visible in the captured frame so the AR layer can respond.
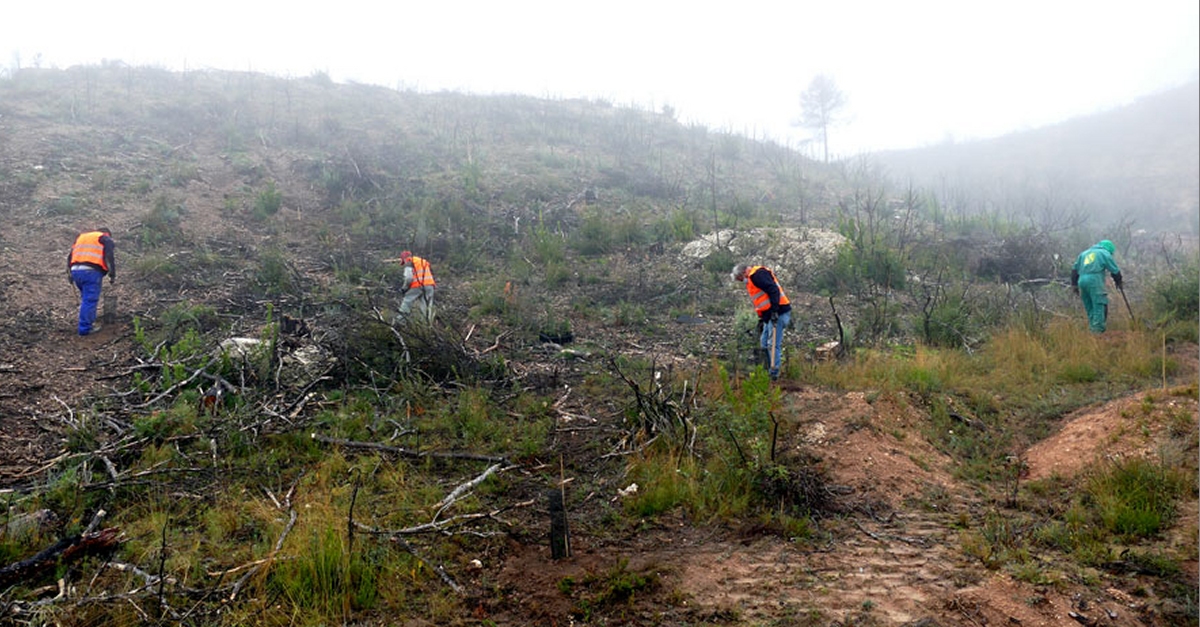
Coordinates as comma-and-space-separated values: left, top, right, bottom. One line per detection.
732, 263, 791, 380
68, 228, 116, 335
397, 250, 436, 323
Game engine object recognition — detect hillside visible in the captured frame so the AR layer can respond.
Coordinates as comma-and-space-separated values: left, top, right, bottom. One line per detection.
0, 65, 1196, 627
874, 80, 1200, 232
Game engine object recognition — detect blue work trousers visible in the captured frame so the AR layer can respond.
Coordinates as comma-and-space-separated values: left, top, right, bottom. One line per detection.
71, 267, 105, 335
759, 310, 791, 378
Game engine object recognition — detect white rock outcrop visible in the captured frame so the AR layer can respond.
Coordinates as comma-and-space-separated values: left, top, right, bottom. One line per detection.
680, 227, 848, 285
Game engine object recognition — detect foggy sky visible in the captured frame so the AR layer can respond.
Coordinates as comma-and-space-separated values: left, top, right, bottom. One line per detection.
4, 0, 1198, 156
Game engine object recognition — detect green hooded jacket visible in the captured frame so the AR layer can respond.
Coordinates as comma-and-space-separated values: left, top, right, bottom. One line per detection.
1073, 240, 1121, 280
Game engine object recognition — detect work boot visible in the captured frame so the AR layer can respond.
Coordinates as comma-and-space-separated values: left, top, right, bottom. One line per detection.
84, 324, 101, 336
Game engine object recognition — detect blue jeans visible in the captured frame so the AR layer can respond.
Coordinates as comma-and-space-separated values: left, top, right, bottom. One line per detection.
759, 310, 790, 377
71, 267, 105, 335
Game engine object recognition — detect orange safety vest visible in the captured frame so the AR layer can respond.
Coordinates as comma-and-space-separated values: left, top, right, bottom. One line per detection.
408, 255, 436, 289
745, 266, 789, 315
70, 231, 109, 271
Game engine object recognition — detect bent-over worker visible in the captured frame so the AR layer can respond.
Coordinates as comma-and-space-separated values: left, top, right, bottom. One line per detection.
1071, 239, 1123, 333
68, 228, 116, 336
397, 250, 436, 322
732, 263, 791, 380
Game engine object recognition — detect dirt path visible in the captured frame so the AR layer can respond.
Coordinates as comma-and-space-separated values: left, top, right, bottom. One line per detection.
0, 231, 135, 483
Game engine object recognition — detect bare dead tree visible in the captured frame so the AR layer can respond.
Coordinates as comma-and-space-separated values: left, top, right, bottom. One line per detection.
797, 74, 847, 163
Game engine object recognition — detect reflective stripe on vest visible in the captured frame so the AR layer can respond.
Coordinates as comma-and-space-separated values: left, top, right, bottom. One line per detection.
70, 232, 108, 271
746, 266, 789, 314
409, 256, 435, 288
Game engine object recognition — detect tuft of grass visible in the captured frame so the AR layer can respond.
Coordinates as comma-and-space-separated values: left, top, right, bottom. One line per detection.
1086, 457, 1187, 539
624, 452, 697, 517
270, 526, 380, 619
961, 509, 1031, 569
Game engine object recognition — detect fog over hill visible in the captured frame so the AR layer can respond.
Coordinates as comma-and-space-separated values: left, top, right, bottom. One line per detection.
872, 80, 1200, 233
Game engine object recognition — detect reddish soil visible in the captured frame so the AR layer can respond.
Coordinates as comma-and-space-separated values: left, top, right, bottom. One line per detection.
483, 367, 1198, 626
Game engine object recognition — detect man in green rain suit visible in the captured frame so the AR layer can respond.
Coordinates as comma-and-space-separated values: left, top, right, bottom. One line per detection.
1071, 239, 1123, 333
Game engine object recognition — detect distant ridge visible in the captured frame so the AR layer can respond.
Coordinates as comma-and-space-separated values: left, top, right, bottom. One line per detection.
874, 80, 1199, 232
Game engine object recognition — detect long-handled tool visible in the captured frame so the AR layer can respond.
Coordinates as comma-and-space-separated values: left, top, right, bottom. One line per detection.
1117, 283, 1137, 325
768, 319, 778, 379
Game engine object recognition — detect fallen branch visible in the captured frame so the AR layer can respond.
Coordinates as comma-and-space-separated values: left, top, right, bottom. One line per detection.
311, 433, 507, 463
390, 535, 463, 595
0, 510, 120, 587
354, 499, 535, 538
433, 463, 505, 518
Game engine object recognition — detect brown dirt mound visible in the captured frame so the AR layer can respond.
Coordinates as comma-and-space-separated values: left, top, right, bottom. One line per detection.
1024, 386, 1198, 482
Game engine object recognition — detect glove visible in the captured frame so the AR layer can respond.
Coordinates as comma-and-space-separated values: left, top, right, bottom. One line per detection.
1112, 273, 1123, 289
109, 275, 116, 284
769, 310, 779, 323
756, 319, 765, 334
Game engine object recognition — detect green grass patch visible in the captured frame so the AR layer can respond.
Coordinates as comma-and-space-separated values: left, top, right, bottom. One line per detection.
1086, 457, 1188, 539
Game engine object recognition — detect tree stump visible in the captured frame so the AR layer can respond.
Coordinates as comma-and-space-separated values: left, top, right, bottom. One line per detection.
548, 489, 570, 560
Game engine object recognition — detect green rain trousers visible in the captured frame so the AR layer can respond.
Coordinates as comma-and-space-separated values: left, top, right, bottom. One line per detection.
1078, 273, 1109, 333
1073, 243, 1121, 334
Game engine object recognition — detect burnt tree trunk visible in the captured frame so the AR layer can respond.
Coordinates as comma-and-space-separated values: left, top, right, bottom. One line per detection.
547, 489, 570, 560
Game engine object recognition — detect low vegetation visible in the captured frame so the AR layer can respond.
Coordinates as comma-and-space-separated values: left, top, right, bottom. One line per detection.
0, 65, 1195, 625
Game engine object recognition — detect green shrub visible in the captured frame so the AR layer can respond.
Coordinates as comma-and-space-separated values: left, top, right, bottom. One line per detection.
255, 248, 298, 296
532, 222, 565, 264
132, 253, 183, 285
158, 302, 221, 341
702, 248, 735, 278
607, 301, 647, 328
652, 208, 696, 243
253, 181, 283, 220
862, 247, 906, 289
624, 457, 690, 517
1148, 260, 1199, 327
545, 260, 572, 287
39, 196, 82, 217
574, 209, 615, 256
168, 162, 201, 187
816, 244, 906, 294
1057, 362, 1100, 383
917, 291, 981, 349
139, 194, 185, 247
613, 211, 648, 247
563, 559, 659, 620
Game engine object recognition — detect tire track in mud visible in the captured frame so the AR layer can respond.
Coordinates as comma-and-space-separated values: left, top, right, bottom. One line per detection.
671, 511, 967, 625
